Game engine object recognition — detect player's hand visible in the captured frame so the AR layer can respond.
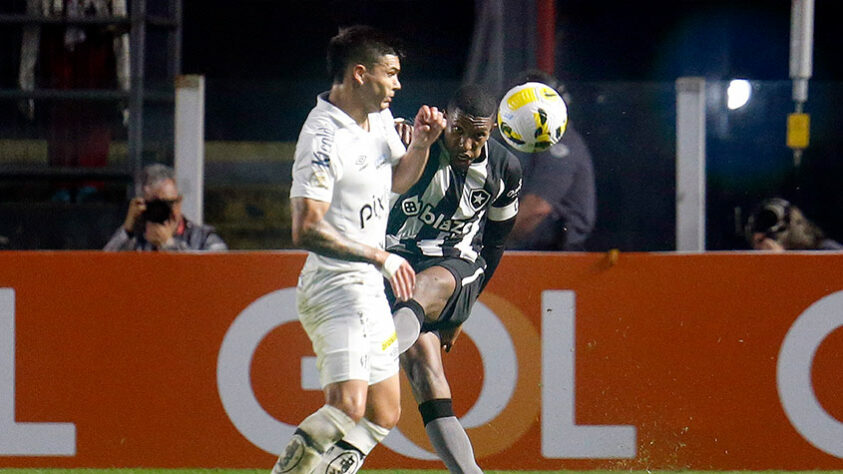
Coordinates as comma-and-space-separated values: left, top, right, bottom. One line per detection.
410, 105, 446, 150
394, 118, 413, 147
439, 325, 463, 353
145, 217, 178, 249
379, 252, 416, 302
124, 197, 146, 232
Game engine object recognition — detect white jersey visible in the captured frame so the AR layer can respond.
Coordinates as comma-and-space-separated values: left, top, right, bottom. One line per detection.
291, 92, 406, 278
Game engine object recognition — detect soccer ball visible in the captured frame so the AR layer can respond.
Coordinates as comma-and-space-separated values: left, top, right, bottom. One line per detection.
497, 81, 568, 153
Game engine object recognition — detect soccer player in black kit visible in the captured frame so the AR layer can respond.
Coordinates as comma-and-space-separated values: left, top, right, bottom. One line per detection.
388, 84, 522, 473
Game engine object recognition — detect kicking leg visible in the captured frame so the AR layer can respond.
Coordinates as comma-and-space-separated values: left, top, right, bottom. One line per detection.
393, 266, 455, 353
401, 332, 482, 474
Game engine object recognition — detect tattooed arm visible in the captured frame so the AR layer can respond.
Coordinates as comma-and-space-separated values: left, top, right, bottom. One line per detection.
290, 196, 415, 300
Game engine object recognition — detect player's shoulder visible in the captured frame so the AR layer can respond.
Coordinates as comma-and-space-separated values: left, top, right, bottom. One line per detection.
301, 105, 341, 133
487, 138, 522, 173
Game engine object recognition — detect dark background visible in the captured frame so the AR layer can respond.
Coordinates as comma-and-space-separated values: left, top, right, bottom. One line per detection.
2, 0, 842, 250
182, 0, 843, 85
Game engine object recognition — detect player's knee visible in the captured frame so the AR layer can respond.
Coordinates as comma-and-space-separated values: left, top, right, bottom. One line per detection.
372, 404, 401, 430
415, 269, 456, 309
325, 391, 367, 422
340, 401, 366, 423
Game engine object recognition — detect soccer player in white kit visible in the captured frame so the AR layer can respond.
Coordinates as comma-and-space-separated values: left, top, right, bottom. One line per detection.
272, 25, 445, 474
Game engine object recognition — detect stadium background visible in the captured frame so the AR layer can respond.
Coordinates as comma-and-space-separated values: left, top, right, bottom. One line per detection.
1, 0, 842, 251
1, 1, 842, 471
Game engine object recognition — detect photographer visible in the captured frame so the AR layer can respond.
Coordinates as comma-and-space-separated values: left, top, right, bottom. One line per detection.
745, 197, 841, 252
103, 164, 227, 251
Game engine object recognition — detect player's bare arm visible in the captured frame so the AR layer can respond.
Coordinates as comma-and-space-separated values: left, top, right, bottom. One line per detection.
392, 105, 446, 194
291, 196, 415, 300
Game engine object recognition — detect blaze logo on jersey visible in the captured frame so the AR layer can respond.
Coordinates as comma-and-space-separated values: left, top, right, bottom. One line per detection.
401, 196, 421, 216
469, 189, 491, 211
419, 204, 471, 235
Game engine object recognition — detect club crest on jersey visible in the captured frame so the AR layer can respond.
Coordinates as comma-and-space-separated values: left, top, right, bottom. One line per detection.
400, 196, 421, 216
468, 188, 491, 211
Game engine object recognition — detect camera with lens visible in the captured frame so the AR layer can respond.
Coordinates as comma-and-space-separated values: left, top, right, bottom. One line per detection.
744, 197, 791, 242
142, 198, 175, 223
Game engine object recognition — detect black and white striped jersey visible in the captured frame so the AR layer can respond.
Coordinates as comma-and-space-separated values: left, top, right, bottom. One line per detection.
385, 137, 522, 263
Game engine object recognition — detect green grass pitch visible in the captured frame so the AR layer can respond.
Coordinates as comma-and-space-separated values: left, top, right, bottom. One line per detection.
2, 470, 842, 474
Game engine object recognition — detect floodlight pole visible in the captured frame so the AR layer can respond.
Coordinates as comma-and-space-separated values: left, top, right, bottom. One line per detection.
788, 0, 814, 167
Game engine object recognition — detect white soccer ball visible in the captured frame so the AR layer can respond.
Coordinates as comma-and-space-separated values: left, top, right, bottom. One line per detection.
497, 81, 568, 153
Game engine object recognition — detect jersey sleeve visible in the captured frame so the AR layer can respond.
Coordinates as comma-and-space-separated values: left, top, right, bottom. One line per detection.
378, 107, 407, 165
290, 125, 341, 203
487, 151, 523, 222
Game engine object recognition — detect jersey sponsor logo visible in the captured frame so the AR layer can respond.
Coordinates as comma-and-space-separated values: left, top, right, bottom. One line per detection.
507, 178, 523, 199
418, 203, 471, 235
359, 192, 389, 229
400, 196, 421, 216
469, 188, 492, 211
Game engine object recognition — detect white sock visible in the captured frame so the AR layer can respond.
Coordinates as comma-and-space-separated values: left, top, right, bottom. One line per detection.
272, 405, 356, 474
312, 418, 391, 474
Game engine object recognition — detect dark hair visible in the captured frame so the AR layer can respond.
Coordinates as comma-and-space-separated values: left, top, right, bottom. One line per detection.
326, 25, 404, 84
447, 84, 497, 119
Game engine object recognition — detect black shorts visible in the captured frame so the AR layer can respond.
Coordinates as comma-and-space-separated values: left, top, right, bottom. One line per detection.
385, 253, 486, 331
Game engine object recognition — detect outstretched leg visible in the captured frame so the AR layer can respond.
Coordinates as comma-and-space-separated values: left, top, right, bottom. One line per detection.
401, 331, 482, 474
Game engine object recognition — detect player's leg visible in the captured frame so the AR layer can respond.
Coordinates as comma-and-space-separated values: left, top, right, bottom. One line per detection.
315, 374, 401, 474
275, 279, 378, 474
400, 331, 482, 474
312, 286, 402, 474
272, 380, 366, 474
392, 265, 455, 352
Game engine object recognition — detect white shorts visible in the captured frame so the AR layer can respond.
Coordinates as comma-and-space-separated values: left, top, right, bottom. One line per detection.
296, 268, 399, 388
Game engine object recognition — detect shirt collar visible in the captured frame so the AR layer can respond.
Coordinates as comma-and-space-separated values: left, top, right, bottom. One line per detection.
316, 92, 361, 130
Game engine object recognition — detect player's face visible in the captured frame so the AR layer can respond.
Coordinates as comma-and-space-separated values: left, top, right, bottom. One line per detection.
361, 54, 401, 112
443, 108, 495, 172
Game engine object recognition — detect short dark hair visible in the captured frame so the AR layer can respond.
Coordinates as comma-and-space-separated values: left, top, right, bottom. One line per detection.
327, 25, 404, 84
447, 84, 497, 119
